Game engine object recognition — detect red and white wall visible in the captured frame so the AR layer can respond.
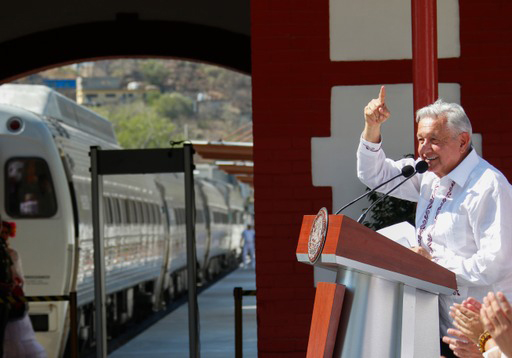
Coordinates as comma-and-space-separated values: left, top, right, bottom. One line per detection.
251, 0, 512, 356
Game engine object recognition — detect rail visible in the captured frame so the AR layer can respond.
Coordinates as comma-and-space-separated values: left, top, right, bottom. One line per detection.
0, 291, 78, 358
233, 287, 256, 358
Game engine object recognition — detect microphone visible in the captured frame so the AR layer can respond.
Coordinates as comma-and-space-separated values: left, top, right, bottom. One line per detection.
334, 164, 415, 215
356, 160, 428, 224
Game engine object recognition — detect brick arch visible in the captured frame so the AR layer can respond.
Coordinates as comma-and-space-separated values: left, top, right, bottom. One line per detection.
0, 20, 251, 83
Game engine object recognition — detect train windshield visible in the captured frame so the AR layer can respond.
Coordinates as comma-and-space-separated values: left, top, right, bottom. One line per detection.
5, 158, 57, 218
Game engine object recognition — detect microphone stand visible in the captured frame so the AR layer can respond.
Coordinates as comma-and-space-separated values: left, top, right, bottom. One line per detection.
335, 170, 410, 215
356, 173, 417, 224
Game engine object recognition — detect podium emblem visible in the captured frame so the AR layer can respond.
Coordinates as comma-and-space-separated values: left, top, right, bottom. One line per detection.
308, 207, 328, 263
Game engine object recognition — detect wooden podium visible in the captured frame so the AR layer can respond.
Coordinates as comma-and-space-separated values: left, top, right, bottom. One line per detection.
296, 214, 457, 358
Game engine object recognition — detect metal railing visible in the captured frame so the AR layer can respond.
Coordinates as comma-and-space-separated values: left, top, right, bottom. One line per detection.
233, 287, 256, 358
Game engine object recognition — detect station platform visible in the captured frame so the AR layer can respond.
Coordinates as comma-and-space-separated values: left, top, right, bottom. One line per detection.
109, 267, 257, 358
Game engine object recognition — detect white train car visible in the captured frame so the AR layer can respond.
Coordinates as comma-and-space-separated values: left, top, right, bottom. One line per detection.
226, 183, 247, 258
0, 84, 247, 357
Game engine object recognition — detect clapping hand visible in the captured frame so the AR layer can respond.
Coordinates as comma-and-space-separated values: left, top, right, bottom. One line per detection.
481, 292, 512, 357
450, 298, 484, 344
442, 328, 483, 357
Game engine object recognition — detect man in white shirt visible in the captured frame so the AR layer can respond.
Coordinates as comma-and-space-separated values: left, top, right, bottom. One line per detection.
357, 86, 512, 357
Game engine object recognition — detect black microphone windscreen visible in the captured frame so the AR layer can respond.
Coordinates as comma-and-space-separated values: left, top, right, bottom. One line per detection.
415, 160, 429, 174
401, 165, 415, 178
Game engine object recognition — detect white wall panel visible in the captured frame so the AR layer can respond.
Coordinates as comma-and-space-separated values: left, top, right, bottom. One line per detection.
311, 83, 460, 221
330, 0, 460, 61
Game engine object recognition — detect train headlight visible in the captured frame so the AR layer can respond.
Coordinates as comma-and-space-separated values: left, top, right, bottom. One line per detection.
7, 117, 23, 133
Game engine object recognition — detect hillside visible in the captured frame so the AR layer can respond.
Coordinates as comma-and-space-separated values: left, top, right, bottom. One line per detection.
15, 59, 252, 148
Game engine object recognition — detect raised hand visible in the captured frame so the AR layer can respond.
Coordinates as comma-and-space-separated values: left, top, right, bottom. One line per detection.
362, 86, 391, 143
364, 86, 391, 127
481, 292, 512, 357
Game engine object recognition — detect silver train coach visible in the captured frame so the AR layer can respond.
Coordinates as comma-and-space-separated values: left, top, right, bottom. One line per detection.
0, 84, 250, 357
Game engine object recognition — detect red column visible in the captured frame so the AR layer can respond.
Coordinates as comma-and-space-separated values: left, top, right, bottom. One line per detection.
412, 0, 438, 152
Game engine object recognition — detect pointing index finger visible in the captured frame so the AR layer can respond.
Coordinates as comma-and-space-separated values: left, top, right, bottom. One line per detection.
379, 86, 386, 104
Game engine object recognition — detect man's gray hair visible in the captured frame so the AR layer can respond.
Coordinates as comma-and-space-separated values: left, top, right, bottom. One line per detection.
415, 99, 472, 138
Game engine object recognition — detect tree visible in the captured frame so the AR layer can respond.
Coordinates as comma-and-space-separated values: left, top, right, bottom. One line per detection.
139, 60, 171, 90
154, 92, 194, 119
94, 101, 177, 149
362, 154, 417, 230
362, 191, 416, 230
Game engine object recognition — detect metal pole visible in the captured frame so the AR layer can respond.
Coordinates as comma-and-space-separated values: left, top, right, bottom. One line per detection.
90, 146, 108, 358
234, 287, 243, 358
69, 291, 79, 358
184, 143, 200, 358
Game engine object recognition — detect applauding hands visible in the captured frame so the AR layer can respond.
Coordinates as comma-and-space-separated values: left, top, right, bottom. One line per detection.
481, 292, 512, 357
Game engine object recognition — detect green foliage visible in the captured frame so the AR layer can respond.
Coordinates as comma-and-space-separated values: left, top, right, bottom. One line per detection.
94, 101, 176, 149
144, 91, 162, 106
25, 58, 253, 143
154, 92, 195, 119
363, 155, 417, 230
139, 60, 171, 90
362, 191, 416, 230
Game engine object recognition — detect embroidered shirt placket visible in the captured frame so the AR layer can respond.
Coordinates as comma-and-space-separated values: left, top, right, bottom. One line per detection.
417, 180, 456, 255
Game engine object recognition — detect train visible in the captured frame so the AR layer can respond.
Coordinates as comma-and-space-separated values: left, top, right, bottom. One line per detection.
0, 84, 252, 357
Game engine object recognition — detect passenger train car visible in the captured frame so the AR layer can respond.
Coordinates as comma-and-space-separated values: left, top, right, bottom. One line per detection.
0, 84, 250, 357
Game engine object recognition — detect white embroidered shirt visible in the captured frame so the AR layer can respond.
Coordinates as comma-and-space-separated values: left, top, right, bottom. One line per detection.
357, 137, 512, 335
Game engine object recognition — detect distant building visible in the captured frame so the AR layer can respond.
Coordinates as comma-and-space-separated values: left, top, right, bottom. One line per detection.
42, 79, 77, 100
76, 77, 159, 106
196, 90, 227, 115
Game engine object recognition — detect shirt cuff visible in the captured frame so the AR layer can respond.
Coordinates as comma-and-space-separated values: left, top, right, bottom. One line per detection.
359, 136, 382, 153
483, 345, 502, 358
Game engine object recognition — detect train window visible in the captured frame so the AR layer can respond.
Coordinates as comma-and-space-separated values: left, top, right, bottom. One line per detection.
142, 202, 149, 224
148, 203, 155, 224
129, 200, 136, 224
135, 201, 142, 224
104, 197, 112, 225
153, 204, 161, 225
123, 200, 131, 224
114, 198, 123, 224
5, 158, 57, 218
176, 207, 187, 225
196, 209, 203, 224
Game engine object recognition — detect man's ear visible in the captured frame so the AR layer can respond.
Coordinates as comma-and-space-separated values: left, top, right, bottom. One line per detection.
460, 132, 470, 152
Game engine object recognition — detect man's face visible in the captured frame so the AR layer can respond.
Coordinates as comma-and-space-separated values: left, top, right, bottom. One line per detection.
417, 116, 469, 178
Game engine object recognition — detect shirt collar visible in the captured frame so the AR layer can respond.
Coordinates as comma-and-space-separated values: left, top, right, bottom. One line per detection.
446, 148, 479, 187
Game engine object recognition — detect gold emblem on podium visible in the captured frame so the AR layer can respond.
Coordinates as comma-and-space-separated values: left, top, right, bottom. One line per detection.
308, 207, 328, 264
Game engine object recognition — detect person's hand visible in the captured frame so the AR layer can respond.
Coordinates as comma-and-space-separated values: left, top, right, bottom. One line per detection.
481, 292, 512, 357
364, 86, 390, 126
450, 300, 485, 344
410, 246, 432, 260
442, 328, 483, 357
362, 86, 390, 143
464, 297, 483, 314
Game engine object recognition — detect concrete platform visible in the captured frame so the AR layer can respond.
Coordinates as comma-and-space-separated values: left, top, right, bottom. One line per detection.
109, 268, 257, 358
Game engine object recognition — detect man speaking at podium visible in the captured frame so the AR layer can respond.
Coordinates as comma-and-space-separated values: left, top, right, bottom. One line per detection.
357, 86, 512, 356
